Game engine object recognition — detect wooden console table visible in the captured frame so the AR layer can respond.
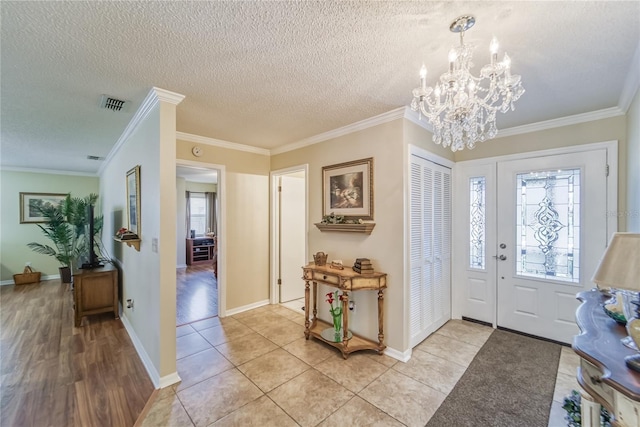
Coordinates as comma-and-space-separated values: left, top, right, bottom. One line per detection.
302, 263, 387, 359
574, 290, 640, 427
73, 264, 118, 327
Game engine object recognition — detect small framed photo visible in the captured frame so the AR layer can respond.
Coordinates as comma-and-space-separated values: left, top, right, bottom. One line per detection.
322, 157, 373, 220
126, 165, 141, 236
19, 192, 68, 223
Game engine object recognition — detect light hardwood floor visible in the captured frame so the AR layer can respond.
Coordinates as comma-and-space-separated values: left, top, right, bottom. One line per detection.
0, 278, 153, 427
176, 264, 217, 326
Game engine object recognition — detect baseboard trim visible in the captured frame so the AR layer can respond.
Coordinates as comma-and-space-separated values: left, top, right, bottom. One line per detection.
176, 264, 187, 270
225, 299, 270, 316
384, 346, 412, 363
1, 274, 60, 286
120, 313, 181, 388
496, 325, 571, 347
158, 372, 181, 388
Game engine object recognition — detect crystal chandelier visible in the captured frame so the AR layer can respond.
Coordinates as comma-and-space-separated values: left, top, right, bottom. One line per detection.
411, 15, 525, 151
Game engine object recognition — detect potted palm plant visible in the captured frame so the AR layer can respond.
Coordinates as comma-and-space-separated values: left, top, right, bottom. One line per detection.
27, 194, 102, 283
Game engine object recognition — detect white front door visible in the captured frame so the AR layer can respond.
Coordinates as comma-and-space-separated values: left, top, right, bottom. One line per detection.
454, 144, 614, 344
496, 150, 608, 343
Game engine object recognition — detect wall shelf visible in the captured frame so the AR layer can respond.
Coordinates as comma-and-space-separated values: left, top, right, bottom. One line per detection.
113, 237, 141, 251
314, 222, 376, 234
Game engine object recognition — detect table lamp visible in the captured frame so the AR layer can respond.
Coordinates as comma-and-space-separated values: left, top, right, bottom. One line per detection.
592, 233, 640, 371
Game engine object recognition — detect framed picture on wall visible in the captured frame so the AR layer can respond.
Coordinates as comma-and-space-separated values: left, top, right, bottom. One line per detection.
126, 165, 141, 236
19, 192, 68, 223
322, 157, 373, 220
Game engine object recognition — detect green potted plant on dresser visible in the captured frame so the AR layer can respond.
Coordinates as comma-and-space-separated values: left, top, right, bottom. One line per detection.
27, 194, 102, 283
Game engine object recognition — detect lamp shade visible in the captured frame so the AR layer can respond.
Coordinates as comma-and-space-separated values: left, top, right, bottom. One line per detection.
592, 233, 640, 290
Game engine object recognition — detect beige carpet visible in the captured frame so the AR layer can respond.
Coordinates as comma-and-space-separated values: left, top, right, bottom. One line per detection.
426, 329, 561, 427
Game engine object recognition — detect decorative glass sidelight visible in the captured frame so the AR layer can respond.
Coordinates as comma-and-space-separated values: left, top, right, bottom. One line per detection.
516, 169, 580, 283
469, 177, 486, 269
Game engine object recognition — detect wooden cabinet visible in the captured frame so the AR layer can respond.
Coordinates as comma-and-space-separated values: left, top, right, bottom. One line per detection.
302, 263, 387, 359
573, 290, 640, 427
73, 264, 118, 327
186, 238, 215, 265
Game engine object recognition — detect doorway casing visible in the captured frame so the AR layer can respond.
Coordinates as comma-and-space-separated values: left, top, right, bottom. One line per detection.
176, 159, 227, 316
270, 165, 309, 304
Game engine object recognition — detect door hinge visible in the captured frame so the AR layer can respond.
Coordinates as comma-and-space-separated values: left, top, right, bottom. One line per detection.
278, 185, 282, 192
606, 164, 609, 177
277, 278, 282, 285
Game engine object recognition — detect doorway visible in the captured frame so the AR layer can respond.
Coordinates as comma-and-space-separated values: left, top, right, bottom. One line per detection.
271, 166, 308, 304
176, 163, 224, 325
453, 142, 617, 343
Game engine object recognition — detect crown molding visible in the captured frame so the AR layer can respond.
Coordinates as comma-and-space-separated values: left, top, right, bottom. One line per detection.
176, 132, 270, 156
619, 42, 640, 113
495, 107, 625, 139
270, 107, 406, 155
98, 87, 185, 176
403, 107, 432, 132
0, 166, 97, 177
153, 87, 186, 105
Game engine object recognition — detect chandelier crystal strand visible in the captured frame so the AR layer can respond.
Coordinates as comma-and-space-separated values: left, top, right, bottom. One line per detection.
411, 15, 524, 151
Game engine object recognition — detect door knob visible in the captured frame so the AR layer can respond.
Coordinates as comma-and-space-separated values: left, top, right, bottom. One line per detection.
493, 254, 507, 261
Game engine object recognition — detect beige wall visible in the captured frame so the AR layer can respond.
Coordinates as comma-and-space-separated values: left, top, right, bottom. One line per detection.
0, 170, 99, 282
404, 120, 455, 163
627, 89, 640, 232
176, 142, 271, 311
176, 177, 187, 266
454, 115, 628, 230
272, 118, 442, 353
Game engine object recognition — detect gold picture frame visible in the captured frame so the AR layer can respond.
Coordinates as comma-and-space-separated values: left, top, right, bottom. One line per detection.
322, 157, 373, 220
19, 192, 68, 223
126, 165, 141, 236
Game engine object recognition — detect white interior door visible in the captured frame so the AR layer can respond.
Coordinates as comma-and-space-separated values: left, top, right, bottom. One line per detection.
279, 174, 306, 302
495, 150, 608, 343
409, 153, 452, 348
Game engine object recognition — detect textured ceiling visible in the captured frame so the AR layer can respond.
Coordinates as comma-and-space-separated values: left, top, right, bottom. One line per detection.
1, 1, 639, 173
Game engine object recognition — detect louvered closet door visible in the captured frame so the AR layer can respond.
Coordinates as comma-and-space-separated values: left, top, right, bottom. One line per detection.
410, 155, 452, 348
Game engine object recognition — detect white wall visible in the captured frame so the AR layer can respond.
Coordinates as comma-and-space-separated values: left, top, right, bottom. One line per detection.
100, 88, 183, 387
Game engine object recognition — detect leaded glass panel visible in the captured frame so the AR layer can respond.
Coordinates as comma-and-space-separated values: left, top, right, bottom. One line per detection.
469, 177, 485, 269
516, 169, 580, 283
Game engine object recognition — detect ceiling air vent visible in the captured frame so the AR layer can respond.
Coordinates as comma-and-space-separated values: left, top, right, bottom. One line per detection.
99, 94, 127, 112
87, 155, 104, 161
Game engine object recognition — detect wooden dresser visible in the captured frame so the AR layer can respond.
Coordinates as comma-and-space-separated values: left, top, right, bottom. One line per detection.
73, 264, 118, 327
574, 290, 640, 427
302, 263, 387, 359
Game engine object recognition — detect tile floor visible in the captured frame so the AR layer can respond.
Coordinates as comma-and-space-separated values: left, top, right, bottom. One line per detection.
140, 298, 578, 427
